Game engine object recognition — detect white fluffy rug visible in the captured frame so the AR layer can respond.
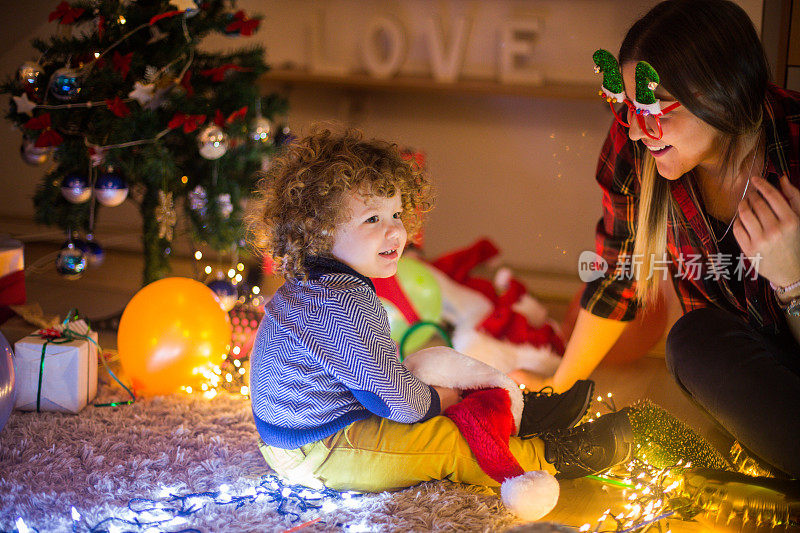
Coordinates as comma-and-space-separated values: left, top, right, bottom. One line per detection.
0, 382, 572, 532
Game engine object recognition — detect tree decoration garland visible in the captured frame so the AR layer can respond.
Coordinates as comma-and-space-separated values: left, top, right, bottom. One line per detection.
1, 0, 288, 285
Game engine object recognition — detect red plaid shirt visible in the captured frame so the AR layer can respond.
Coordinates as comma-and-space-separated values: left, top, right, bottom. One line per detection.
581, 84, 800, 334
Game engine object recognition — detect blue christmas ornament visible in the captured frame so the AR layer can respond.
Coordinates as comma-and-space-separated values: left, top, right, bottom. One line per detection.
94, 171, 129, 207
56, 242, 87, 280
85, 234, 104, 267
208, 278, 238, 312
274, 125, 295, 148
61, 173, 92, 204
49, 67, 82, 101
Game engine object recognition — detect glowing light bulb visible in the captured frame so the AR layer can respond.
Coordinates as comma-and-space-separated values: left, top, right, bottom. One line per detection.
195, 251, 203, 260
228, 268, 235, 278
71, 507, 81, 521
204, 266, 212, 275
252, 286, 260, 294
240, 385, 249, 395
181, 175, 188, 184
185, 386, 193, 394
237, 263, 245, 271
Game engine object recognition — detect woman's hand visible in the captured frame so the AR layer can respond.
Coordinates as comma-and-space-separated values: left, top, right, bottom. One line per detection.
733, 174, 800, 288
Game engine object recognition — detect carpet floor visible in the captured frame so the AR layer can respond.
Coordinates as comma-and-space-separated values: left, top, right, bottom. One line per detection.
0, 382, 573, 533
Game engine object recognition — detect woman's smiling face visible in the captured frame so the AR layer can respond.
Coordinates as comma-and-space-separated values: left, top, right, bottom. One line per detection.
622, 62, 722, 180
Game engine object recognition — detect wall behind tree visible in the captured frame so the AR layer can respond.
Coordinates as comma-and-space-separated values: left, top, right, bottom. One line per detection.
0, 0, 763, 277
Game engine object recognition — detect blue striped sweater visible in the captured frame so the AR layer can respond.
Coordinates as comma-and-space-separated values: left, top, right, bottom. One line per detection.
250, 257, 440, 449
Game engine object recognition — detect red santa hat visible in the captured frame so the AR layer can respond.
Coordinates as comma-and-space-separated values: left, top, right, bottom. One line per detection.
404, 347, 560, 521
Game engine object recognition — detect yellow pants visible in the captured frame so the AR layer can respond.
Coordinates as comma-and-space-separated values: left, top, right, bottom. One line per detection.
258, 415, 555, 493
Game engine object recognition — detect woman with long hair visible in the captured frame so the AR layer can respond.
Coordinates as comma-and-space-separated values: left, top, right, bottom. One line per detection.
541, 0, 800, 477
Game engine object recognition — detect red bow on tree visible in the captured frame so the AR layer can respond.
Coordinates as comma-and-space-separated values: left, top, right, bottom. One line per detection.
179, 71, 194, 97
23, 114, 63, 148
97, 15, 106, 40
213, 106, 248, 127
112, 51, 133, 79
200, 64, 251, 82
225, 11, 260, 36
149, 10, 185, 25
49, 1, 85, 24
105, 97, 130, 118
168, 112, 207, 133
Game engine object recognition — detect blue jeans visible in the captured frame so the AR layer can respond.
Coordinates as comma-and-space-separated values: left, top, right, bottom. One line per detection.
666, 307, 800, 477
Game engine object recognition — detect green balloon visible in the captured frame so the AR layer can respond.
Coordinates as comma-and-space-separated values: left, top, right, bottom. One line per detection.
397, 257, 442, 322
377, 257, 443, 354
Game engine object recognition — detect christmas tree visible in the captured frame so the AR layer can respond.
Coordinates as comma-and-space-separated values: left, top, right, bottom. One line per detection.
1, 0, 288, 285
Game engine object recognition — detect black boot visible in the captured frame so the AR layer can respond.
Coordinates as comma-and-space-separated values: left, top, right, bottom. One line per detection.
517, 379, 595, 437
539, 408, 634, 479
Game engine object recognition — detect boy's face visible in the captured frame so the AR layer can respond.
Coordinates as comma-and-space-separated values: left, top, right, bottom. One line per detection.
331, 188, 407, 279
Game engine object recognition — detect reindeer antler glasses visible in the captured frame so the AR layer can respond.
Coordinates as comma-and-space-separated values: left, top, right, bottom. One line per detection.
593, 49, 681, 140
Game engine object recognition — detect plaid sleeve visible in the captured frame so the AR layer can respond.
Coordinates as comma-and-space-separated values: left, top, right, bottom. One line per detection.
580, 121, 640, 321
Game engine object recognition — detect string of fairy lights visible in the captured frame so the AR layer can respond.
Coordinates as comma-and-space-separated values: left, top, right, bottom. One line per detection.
13, 474, 366, 533
10, 385, 794, 531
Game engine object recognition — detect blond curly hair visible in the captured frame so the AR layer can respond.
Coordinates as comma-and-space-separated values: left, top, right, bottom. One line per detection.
246, 126, 433, 281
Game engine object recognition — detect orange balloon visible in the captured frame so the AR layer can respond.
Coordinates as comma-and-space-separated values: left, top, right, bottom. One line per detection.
118, 277, 232, 396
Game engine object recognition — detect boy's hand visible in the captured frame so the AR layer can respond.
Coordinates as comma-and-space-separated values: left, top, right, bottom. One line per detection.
433, 386, 461, 411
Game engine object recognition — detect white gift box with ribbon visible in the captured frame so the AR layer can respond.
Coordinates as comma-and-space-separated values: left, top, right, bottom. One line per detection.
13, 319, 98, 413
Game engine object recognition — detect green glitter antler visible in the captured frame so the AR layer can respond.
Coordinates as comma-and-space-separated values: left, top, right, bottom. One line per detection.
593, 49, 625, 102
634, 61, 663, 115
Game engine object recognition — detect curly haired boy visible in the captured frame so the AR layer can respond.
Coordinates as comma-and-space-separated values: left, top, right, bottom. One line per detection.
246, 127, 633, 493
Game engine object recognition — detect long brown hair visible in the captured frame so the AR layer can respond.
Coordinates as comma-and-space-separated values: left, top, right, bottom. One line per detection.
619, 0, 769, 304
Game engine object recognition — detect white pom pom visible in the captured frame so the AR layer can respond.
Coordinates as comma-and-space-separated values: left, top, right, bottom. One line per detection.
500, 470, 560, 521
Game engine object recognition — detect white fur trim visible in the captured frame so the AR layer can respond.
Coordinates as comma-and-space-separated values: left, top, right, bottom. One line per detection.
501, 470, 560, 521
427, 265, 493, 329
452, 328, 561, 377
404, 346, 523, 431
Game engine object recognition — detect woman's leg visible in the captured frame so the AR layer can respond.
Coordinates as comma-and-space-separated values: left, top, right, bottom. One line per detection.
260, 415, 554, 493
666, 307, 800, 477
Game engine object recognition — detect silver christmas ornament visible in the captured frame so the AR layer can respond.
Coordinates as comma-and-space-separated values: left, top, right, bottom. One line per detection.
249, 116, 272, 144
21, 138, 51, 166
60, 173, 92, 204
197, 125, 229, 160
49, 67, 82, 101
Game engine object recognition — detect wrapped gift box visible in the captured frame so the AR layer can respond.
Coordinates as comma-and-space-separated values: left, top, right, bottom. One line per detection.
13, 320, 97, 413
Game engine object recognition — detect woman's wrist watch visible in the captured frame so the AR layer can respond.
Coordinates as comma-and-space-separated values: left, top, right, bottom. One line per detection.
770, 279, 800, 317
